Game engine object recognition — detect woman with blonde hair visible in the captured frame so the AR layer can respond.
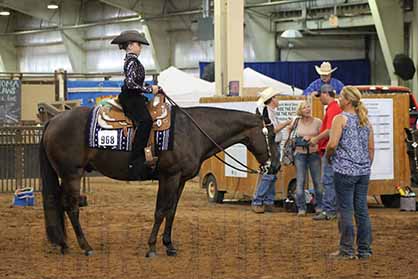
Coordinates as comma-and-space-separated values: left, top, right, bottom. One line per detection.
292, 101, 322, 216
326, 86, 375, 260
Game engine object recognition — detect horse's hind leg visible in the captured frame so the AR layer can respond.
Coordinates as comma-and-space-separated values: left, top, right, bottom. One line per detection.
146, 173, 180, 257
162, 180, 186, 256
62, 174, 93, 256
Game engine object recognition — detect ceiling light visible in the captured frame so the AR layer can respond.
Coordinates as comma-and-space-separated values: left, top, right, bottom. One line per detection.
0, 10, 10, 16
47, 1, 59, 9
280, 29, 303, 39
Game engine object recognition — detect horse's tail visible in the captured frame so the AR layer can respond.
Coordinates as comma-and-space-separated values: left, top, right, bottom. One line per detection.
40, 122, 66, 245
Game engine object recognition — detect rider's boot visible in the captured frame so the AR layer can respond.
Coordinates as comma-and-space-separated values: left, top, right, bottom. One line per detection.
143, 128, 158, 169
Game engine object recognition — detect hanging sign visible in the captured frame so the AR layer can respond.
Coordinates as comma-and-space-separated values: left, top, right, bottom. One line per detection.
0, 80, 21, 124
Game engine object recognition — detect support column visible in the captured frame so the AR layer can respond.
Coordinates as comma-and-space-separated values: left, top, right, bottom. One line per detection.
215, 0, 244, 96
245, 12, 275, 61
0, 39, 17, 72
55, 69, 66, 101
411, 0, 418, 95
368, 0, 404, 85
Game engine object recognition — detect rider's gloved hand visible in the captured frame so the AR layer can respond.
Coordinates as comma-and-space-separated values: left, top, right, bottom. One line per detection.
157, 86, 165, 94
151, 85, 159, 94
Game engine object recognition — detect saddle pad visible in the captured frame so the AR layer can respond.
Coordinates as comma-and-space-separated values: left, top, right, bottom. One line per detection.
87, 106, 173, 153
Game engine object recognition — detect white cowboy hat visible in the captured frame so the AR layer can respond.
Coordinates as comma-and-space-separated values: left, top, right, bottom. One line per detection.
315, 61, 337, 75
257, 87, 280, 106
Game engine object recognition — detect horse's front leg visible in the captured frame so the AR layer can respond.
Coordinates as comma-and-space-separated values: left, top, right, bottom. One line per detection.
162, 181, 186, 256
146, 173, 180, 257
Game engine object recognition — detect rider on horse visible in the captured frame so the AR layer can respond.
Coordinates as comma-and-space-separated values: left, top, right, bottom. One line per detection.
111, 30, 158, 176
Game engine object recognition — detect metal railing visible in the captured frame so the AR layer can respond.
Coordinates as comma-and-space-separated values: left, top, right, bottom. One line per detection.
0, 125, 90, 193
0, 126, 42, 192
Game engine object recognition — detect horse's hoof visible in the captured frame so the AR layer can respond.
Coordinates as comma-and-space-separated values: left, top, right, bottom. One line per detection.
84, 250, 93, 256
166, 248, 177, 256
146, 251, 157, 258
60, 246, 69, 255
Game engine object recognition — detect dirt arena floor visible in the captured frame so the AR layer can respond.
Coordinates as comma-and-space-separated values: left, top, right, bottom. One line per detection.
1, 178, 418, 279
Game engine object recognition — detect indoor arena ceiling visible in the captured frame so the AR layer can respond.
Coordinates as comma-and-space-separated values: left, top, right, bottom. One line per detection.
0, 0, 374, 34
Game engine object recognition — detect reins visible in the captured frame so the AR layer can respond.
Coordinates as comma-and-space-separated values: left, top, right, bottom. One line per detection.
162, 92, 268, 174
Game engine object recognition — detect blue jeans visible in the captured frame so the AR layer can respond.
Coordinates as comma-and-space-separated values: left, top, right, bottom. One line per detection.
334, 172, 372, 257
321, 155, 336, 214
294, 152, 322, 211
252, 145, 280, 206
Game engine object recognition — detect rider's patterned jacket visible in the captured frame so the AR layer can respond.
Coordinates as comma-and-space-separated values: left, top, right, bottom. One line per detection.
123, 52, 153, 94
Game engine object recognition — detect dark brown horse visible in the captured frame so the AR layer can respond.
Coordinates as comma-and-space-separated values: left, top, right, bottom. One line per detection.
40, 105, 279, 257
404, 128, 418, 187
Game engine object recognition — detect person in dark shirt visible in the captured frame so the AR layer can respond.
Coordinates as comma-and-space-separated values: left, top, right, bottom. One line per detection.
202, 62, 214, 82
111, 30, 158, 176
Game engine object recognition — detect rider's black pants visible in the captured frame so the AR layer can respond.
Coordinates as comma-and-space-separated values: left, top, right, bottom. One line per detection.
118, 87, 152, 164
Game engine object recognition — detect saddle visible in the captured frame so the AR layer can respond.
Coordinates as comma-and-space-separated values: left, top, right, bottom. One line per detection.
97, 93, 171, 163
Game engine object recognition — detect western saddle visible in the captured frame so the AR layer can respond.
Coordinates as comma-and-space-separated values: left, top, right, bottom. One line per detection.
97, 92, 171, 164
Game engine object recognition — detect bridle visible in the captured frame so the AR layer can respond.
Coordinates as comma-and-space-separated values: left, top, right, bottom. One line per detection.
405, 128, 418, 171
163, 93, 274, 175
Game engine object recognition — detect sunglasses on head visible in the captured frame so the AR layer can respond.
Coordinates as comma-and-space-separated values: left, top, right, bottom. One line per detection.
315, 90, 332, 97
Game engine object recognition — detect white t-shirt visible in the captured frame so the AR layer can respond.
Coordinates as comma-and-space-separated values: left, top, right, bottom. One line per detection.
267, 106, 283, 143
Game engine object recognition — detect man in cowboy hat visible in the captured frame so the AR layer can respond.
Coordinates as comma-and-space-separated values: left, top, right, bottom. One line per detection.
252, 88, 291, 213
111, 30, 159, 178
303, 61, 344, 96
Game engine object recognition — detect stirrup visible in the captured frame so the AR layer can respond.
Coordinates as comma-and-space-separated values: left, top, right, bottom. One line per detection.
144, 146, 158, 167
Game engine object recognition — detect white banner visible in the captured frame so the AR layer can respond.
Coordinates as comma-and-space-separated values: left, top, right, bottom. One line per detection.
364, 99, 394, 180
275, 100, 303, 140
224, 144, 248, 178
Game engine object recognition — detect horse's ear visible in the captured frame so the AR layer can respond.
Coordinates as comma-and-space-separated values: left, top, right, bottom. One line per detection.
262, 106, 271, 124
262, 106, 268, 118
405, 128, 413, 139
255, 108, 261, 116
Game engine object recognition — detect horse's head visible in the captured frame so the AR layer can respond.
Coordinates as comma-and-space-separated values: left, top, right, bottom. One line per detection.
248, 107, 280, 175
404, 128, 418, 187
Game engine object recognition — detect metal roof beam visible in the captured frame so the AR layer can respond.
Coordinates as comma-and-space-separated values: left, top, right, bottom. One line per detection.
60, 30, 86, 73
275, 14, 374, 31
0, 0, 83, 27
97, 0, 171, 71
245, 12, 276, 61
368, 0, 404, 85
0, 38, 17, 71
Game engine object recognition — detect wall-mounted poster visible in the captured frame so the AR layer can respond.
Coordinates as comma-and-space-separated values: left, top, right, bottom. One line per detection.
224, 144, 248, 178
276, 100, 303, 158
0, 80, 21, 124
363, 99, 394, 180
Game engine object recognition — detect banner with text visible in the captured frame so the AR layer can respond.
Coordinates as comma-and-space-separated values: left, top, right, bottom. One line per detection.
0, 80, 21, 124
364, 99, 394, 180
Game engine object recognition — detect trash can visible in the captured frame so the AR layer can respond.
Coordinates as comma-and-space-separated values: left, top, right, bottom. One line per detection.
13, 187, 34, 206
400, 197, 416, 211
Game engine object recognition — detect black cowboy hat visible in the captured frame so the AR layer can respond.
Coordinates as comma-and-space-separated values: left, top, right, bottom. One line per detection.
111, 30, 150, 46
393, 54, 416, 81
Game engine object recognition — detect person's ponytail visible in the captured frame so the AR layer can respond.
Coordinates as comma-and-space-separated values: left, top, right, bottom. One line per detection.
355, 101, 368, 127
341, 86, 369, 127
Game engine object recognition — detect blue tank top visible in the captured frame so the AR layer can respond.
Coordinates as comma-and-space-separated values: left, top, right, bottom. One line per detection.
332, 112, 371, 176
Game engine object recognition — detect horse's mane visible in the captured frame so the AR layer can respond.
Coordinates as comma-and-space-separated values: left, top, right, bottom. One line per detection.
178, 106, 262, 128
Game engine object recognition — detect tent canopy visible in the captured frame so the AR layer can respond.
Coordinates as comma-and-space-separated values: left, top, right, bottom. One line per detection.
158, 66, 215, 107
158, 66, 303, 106
243, 68, 303, 96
